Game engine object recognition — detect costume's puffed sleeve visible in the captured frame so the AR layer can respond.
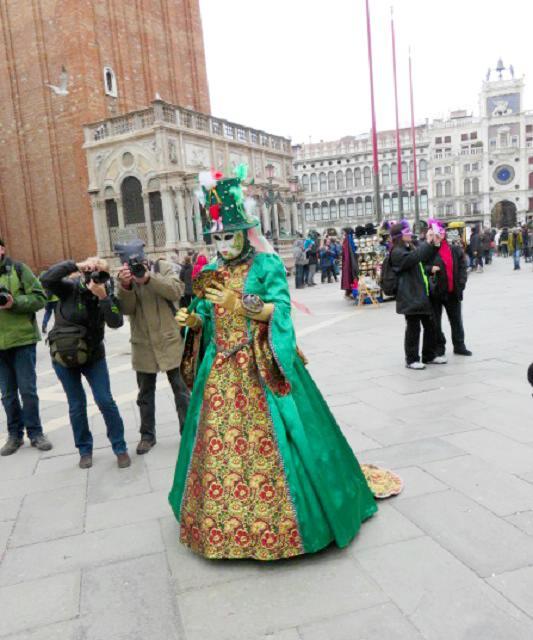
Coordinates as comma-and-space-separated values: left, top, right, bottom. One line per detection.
250, 254, 295, 394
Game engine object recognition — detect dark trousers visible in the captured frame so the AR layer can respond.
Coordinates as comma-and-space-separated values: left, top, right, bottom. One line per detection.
295, 264, 305, 289
431, 296, 466, 356
0, 344, 43, 440
42, 301, 57, 332
321, 265, 336, 283
53, 357, 126, 456
137, 367, 190, 440
404, 314, 436, 364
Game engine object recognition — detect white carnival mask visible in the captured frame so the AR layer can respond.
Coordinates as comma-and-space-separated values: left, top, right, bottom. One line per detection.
213, 230, 245, 261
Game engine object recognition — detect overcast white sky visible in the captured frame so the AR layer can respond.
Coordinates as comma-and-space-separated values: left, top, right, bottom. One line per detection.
199, 0, 533, 144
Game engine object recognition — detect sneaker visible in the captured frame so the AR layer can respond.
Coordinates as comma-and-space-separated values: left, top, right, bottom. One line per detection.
454, 347, 473, 356
0, 436, 24, 456
116, 452, 131, 468
136, 439, 156, 455
30, 434, 53, 451
425, 356, 448, 365
406, 361, 426, 370
79, 454, 93, 469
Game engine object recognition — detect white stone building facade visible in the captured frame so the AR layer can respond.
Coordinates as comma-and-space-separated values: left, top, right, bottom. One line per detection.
294, 62, 533, 232
83, 100, 296, 261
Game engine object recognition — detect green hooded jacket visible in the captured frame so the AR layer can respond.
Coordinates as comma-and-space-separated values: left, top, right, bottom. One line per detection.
0, 257, 47, 351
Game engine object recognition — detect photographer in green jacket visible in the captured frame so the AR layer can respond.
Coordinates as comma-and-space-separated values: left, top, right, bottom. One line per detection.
0, 237, 53, 456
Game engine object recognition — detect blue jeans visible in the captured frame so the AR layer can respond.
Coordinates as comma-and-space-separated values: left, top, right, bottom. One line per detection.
0, 344, 43, 439
514, 249, 521, 269
53, 357, 127, 456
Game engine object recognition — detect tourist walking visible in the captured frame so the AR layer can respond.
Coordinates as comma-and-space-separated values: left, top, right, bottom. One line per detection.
469, 226, 483, 272
179, 254, 194, 308
389, 221, 443, 370
293, 238, 307, 289
508, 228, 523, 270
0, 237, 52, 456
116, 242, 190, 452
41, 257, 128, 469
426, 220, 472, 358
482, 227, 492, 265
305, 237, 319, 286
499, 228, 509, 257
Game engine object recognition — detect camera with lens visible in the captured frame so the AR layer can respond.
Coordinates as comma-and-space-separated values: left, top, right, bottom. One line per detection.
127, 257, 147, 279
0, 285, 11, 306
83, 270, 111, 285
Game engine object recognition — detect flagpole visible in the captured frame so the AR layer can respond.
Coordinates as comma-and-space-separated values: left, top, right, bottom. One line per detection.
409, 47, 420, 227
365, 0, 382, 223
391, 6, 403, 216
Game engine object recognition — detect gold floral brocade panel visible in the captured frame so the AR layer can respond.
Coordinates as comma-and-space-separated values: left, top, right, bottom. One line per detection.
179, 263, 303, 560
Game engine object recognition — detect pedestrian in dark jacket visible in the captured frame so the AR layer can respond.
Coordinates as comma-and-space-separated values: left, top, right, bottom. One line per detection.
179, 255, 193, 307
426, 220, 472, 358
390, 221, 442, 369
41, 257, 130, 469
469, 226, 483, 272
482, 228, 492, 265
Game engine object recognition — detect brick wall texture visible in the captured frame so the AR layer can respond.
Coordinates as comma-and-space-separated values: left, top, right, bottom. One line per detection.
0, 0, 210, 270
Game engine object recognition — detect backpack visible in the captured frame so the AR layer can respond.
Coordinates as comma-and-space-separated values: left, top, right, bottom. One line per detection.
47, 303, 89, 368
380, 253, 398, 296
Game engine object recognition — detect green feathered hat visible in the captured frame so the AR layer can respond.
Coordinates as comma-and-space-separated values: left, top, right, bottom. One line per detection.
197, 164, 259, 235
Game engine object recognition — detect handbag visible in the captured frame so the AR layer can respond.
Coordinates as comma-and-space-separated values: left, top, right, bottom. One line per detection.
47, 305, 89, 368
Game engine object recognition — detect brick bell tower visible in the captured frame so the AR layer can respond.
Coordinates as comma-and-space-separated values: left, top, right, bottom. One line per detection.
0, 0, 210, 269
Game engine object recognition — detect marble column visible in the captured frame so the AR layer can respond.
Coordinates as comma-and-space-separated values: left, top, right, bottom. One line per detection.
291, 201, 299, 235
261, 202, 271, 234
193, 194, 204, 241
116, 197, 125, 228
184, 191, 196, 243
91, 198, 111, 255
142, 194, 155, 248
175, 187, 189, 244
161, 188, 178, 246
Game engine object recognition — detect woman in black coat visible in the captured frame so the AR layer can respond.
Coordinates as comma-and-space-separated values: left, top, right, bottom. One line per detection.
390, 222, 442, 370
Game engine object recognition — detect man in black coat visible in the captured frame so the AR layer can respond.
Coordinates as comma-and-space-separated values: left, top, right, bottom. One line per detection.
426, 228, 472, 357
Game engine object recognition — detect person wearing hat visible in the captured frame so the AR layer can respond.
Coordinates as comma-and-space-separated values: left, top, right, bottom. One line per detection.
41, 256, 128, 468
0, 237, 52, 456
116, 241, 189, 454
169, 165, 377, 561
390, 221, 444, 369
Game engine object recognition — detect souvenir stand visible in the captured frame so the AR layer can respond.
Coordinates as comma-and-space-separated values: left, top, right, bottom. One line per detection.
352, 224, 387, 305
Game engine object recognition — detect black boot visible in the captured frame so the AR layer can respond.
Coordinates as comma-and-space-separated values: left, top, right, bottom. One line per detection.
1, 436, 24, 456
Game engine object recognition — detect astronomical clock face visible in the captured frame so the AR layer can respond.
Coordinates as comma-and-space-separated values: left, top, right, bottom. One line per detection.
487, 93, 520, 117
493, 165, 515, 185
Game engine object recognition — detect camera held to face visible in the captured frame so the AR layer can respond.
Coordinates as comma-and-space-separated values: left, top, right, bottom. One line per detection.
0, 286, 10, 306
127, 257, 147, 279
83, 271, 110, 285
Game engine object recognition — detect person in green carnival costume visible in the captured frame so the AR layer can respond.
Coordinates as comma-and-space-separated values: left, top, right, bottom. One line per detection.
169, 165, 377, 561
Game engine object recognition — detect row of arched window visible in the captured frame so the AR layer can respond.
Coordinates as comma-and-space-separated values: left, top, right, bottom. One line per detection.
105, 176, 163, 228
301, 160, 428, 194
302, 191, 429, 221
463, 178, 480, 195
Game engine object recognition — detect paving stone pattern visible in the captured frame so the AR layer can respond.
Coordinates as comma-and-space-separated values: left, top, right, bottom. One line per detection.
1, 257, 533, 639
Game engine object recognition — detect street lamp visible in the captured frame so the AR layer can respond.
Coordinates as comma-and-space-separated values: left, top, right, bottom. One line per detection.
288, 177, 305, 237
264, 163, 281, 249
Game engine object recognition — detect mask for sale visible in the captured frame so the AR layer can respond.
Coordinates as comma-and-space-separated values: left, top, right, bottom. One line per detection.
213, 230, 246, 262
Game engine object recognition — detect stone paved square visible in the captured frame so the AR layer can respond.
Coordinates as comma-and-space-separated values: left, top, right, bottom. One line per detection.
1, 258, 533, 639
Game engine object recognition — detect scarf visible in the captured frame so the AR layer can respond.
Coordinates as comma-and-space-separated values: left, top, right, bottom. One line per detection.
439, 239, 454, 293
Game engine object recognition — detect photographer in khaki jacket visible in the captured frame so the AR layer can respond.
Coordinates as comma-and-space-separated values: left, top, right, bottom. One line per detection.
116, 244, 190, 454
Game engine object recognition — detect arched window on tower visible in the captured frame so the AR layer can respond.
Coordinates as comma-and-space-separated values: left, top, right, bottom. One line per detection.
472, 177, 479, 194
103, 66, 118, 98
310, 173, 318, 192
382, 163, 391, 186
364, 195, 373, 215
338, 199, 346, 218
419, 159, 428, 181
328, 171, 335, 191
464, 178, 471, 195
321, 201, 329, 220
356, 197, 364, 216
336, 170, 345, 191
392, 192, 399, 213
346, 168, 354, 189
354, 168, 362, 187
420, 189, 428, 210
304, 203, 311, 221
347, 197, 355, 217
302, 174, 309, 192
312, 203, 320, 220
330, 200, 338, 219
363, 166, 371, 187
383, 194, 391, 215
445, 180, 452, 197
391, 162, 398, 185
121, 176, 145, 225
319, 172, 327, 192
436, 182, 443, 197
